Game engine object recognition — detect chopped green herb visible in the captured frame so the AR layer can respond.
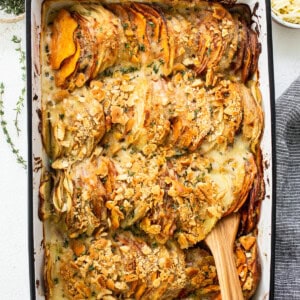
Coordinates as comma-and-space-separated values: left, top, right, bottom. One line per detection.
88, 264, 95, 271
103, 69, 113, 77
151, 241, 158, 248
196, 173, 205, 182
122, 22, 129, 30
63, 239, 69, 248
147, 62, 154, 68
138, 43, 146, 52
174, 149, 185, 157
206, 163, 213, 173
130, 147, 137, 154
120, 66, 138, 74
128, 170, 135, 176
153, 64, 159, 74
148, 21, 155, 27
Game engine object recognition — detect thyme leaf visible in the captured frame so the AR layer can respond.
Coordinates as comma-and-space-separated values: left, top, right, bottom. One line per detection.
12, 35, 26, 135
0, 83, 27, 169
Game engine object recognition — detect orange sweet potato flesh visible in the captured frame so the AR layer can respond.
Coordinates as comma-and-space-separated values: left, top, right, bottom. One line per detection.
50, 9, 78, 70
55, 41, 81, 87
133, 4, 162, 43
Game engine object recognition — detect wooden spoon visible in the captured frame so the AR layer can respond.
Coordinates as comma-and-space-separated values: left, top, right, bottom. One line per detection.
205, 213, 244, 300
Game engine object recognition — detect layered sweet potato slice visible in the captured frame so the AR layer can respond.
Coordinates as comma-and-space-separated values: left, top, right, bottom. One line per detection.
46, 2, 260, 89
41, 88, 106, 164
49, 9, 78, 70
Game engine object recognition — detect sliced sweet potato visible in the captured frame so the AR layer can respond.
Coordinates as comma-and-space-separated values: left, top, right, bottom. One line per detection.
229, 4, 252, 26
241, 30, 252, 83
129, 7, 148, 44
90, 5, 122, 78
159, 16, 174, 75
248, 29, 261, 77
206, 23, 224, 70
231, 20, 248, 72
224, 154, 257, 216
55, 40, 81, 87
196, 16, 215, 74
108, 4, 130, 24
50, 9, 78, 70
218, 15, 239, 71
133, 4, 162, 43
239, 149, 265, 235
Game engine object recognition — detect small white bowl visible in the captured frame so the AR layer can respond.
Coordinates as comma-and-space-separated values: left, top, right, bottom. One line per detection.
271, 11, 300, 29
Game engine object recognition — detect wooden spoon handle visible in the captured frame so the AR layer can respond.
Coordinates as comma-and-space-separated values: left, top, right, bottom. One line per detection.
205, 213, 243, 300
208, 232, 243, 300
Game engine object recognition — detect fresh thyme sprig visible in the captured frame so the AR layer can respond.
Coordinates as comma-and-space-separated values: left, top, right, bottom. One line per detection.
12, 35, 26, 135
0, 82, 27, 169
0, 0, 25, 16
14, 87, 25, 135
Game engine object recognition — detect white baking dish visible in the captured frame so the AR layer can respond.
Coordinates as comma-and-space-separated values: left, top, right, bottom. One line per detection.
26, 0, 275, 298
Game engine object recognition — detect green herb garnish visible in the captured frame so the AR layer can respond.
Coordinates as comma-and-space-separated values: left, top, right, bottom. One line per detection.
0, 83, 27, 169
138, 43, 146, 52
12, 35, 26, 136
0, 0, 25, 15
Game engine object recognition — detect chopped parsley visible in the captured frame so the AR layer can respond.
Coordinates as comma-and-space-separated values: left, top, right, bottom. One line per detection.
120, 66, 138, 74
138, 43, 146, 52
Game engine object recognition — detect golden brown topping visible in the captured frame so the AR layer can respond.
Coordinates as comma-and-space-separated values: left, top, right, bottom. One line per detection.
42, 88, 106, 164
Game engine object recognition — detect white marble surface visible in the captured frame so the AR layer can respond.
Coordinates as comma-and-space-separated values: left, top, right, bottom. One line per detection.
0, 10, 299, 299
0, 14, 29, 300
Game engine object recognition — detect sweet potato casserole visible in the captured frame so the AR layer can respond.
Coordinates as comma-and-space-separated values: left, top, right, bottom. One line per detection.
39, 0, 265, 299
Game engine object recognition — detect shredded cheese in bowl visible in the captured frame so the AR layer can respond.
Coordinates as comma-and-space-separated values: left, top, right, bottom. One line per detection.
272, 0, 300, 25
